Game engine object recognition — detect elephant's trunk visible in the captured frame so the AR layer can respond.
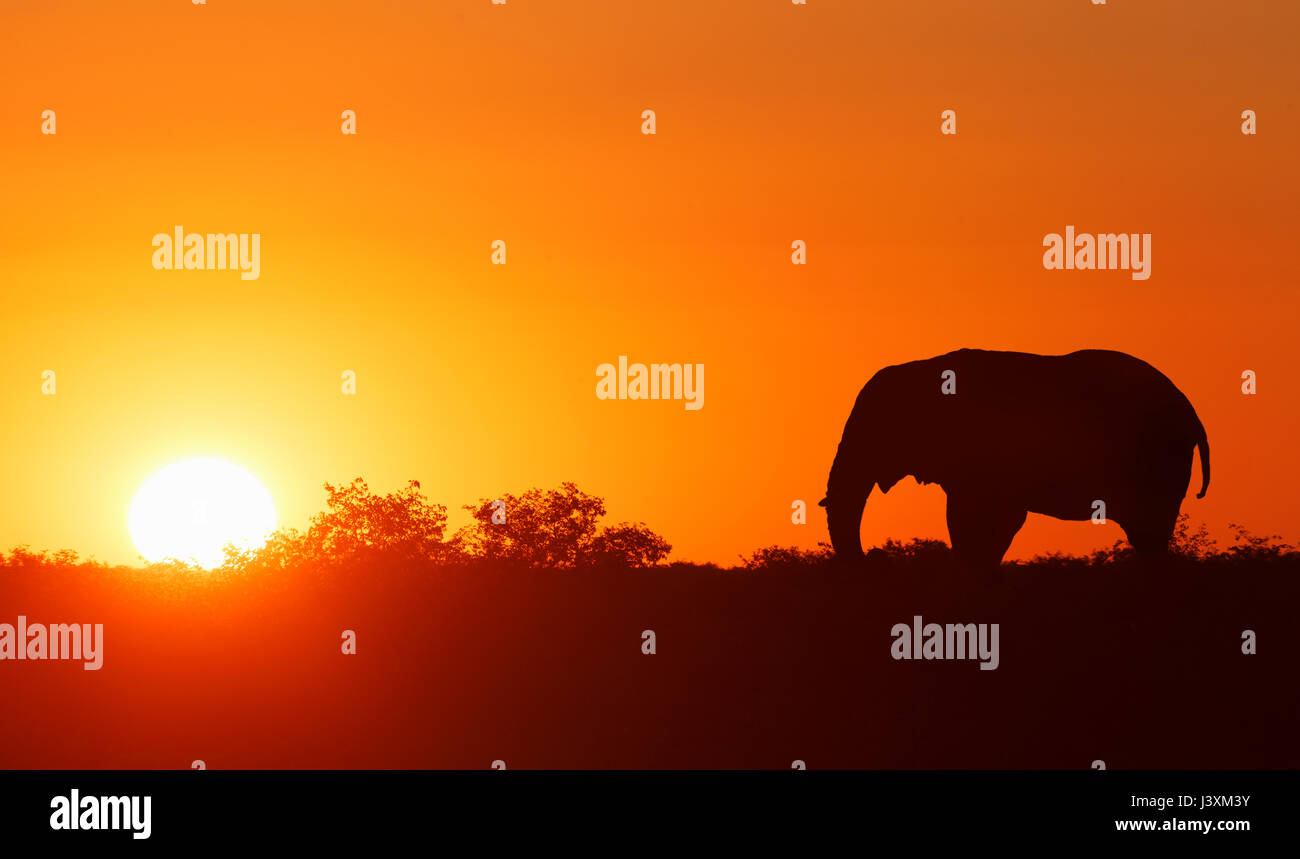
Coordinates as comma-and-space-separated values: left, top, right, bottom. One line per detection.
1194, 417, 1210, 499
824, 489, 869, 559
823, 385, 877, 560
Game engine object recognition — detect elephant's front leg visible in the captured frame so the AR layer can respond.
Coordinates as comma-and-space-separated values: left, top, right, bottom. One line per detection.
944, 491, 1027, 575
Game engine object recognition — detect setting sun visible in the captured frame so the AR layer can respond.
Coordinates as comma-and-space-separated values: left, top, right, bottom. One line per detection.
128, 458, 277, 569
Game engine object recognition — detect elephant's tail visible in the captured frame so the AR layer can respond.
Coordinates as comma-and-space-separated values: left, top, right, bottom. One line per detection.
1194, 417, 1210, 499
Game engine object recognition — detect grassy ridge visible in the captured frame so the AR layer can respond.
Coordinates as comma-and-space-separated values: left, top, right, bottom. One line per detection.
1, 527, 1295, 769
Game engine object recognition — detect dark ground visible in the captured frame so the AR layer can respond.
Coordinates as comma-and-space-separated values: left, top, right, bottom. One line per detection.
1, 548, 1295, 769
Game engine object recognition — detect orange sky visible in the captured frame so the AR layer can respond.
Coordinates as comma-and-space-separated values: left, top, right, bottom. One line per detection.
1, 0, 1296, 566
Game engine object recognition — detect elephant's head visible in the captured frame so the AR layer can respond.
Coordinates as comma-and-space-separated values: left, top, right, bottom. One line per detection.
820, 367, 936, 559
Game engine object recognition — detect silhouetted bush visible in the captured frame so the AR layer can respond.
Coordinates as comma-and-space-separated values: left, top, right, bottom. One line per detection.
740, 544, 834, 570
876, 537, 953, 561
220, 479, 675, 571
0, 546, 87, 568
454, 482, 671, 568
5, 500, 1294, 577
223, 478, 451, 572
1170, 513, 1217, 559
455, 482, 605, 567
588, 522, 672, 568
306, 478, 451, 563
1224, 523, 1295, 561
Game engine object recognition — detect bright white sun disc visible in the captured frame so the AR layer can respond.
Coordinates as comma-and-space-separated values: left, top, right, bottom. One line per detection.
129, 458, 277, 568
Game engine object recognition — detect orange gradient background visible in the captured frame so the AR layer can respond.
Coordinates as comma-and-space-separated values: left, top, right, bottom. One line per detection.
0, 0, 1296, 566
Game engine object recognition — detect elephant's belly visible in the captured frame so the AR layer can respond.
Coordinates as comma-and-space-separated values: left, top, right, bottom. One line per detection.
1008, 447, 1125, 521
1019, 456, 1188, 523
1026, 497, 1104, 523
963, 428, 1192, 522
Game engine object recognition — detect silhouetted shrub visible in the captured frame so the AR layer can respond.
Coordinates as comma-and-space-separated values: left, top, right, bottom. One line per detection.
313, 479, 450, 561
455, 482, 605, 567
0, 546, 90, 568
1225, 523, 1295, 561
588, 522, 672, 568
876, 538, 952, 561
225, 479, 451, 571
740, 544, 833, 570
455, 482, 671, 569
8, 496, 1294, 578
1170, 513, 1217, 559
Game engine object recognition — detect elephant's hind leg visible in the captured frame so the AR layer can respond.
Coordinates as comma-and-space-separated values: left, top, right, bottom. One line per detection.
945, 493, 1027, 573
1122, 497, 1182, 557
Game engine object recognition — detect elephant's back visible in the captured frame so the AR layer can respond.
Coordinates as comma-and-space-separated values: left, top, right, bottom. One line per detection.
1056, 349, 1197, 422
927, 347, 1200, 458
935, 348, 1188, 408
1060, 348, 1177, 386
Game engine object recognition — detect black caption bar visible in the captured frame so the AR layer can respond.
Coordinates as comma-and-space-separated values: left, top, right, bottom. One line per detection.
0, 770, 1283, 847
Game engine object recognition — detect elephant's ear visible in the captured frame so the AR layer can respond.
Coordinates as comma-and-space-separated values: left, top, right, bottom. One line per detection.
817, 497, 828, 507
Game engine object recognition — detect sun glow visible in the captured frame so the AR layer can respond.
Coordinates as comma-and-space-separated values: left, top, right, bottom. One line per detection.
128, 458, 277, 569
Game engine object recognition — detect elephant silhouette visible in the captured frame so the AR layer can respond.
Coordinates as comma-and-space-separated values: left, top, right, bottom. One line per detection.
820, 349, 1210, 570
